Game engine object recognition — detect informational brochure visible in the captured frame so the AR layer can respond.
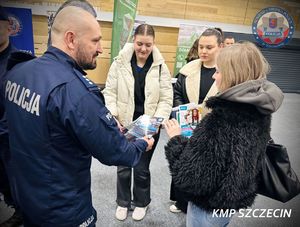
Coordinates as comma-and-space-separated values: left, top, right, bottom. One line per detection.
123, 115, 164, 141
171, 103, 202, 137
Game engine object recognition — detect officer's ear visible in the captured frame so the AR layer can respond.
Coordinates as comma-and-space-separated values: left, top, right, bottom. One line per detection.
64, 31, 76, 51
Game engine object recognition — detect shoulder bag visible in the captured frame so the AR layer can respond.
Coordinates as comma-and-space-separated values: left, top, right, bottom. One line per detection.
257, 142, 300, 202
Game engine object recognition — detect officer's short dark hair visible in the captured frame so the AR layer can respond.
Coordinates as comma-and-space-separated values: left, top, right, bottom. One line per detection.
48, 0, 97, 46
0, 6, 10, 21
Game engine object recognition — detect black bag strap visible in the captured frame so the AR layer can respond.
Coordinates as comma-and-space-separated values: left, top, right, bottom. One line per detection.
159, 64, 162, 79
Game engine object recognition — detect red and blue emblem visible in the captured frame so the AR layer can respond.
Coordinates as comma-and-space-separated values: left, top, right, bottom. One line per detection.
252, 7, 294, 48
8, 15, 23, 37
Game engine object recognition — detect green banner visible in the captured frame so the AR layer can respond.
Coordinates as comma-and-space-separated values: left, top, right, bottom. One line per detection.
110, 0, 138, 62
173, 24, 207, 76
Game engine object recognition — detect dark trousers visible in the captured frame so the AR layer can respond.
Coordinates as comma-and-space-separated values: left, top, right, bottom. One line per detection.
116, 131, 160, 208
0, 135, 15, 207
170, 180, 188, 213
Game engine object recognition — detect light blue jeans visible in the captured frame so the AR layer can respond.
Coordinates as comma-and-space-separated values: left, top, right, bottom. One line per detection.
186, 202, 232, 227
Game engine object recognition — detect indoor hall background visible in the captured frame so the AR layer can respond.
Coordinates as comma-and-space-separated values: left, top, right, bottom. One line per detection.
2, 0, 300, 92
0, 0, 300, 225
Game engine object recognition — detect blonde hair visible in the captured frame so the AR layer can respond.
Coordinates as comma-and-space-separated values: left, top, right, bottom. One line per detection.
216, 41, 270, 91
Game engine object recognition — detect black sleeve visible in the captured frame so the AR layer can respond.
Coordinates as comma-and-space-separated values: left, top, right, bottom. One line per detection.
165, 135, 189, 171
165, 115, 227, 197
173, 73, 186, 107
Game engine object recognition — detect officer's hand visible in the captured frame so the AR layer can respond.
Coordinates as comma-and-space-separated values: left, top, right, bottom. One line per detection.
142, 136, 155, 151
113, 116, 125, 132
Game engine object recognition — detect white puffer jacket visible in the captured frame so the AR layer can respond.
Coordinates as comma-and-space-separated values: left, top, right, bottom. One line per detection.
102, 43, 173, 126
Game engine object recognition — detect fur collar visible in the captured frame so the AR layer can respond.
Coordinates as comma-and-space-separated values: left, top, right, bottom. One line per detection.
179, 59, 202, 103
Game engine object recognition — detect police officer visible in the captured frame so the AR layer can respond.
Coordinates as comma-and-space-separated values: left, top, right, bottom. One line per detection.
0, 6, 24, 226
3, 6, 154, 226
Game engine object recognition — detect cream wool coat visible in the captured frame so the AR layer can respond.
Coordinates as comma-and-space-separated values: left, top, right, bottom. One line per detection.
179, 59, 219, 116
103, 43, 173, 126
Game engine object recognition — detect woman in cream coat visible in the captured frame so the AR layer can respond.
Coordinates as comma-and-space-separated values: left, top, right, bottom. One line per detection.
103, 24, 172, 221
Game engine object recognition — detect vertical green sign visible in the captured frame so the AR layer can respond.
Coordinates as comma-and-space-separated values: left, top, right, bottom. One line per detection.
173, 24, 207, 76
110, 0, 138, 62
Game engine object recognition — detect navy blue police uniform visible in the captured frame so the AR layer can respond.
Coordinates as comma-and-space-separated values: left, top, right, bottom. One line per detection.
0, 42, 17, 207
4, 46, 147, 226
0, 42, 16, 134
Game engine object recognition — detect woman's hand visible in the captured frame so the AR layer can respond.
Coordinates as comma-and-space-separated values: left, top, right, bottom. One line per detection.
164, 119, 181, 138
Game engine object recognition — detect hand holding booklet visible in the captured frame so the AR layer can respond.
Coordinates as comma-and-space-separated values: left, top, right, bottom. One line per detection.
171, 103, 202, 137
123, 115, 164, 141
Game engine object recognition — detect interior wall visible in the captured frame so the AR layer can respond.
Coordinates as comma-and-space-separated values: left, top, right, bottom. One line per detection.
11, 0, 300, 84
18, 0, 300, 28
32, 16, 178, 84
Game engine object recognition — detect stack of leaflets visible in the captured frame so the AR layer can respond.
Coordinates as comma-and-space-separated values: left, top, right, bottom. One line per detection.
123, 115, 164, 141
171, 103, 202, 137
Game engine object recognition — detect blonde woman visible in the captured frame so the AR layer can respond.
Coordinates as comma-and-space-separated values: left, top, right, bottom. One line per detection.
164, 42, 284, 226
103, 24, 172, 221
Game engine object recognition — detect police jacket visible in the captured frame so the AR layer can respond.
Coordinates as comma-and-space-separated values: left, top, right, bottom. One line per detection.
165, 79, 284, 212
4, 46, 147, 226
0, 43, 16, 136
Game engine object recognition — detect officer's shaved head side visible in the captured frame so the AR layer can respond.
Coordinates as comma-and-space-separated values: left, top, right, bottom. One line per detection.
51, 6, 97, 51
47, 0, 97, 46
51, 6, 102, 70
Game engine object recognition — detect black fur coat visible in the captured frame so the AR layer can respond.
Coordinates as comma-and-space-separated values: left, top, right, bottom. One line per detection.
165, 96, 271, 212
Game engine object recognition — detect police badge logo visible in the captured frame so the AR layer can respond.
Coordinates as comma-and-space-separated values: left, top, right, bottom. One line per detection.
252, 7, 294, 48
8, 14, 23, 37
